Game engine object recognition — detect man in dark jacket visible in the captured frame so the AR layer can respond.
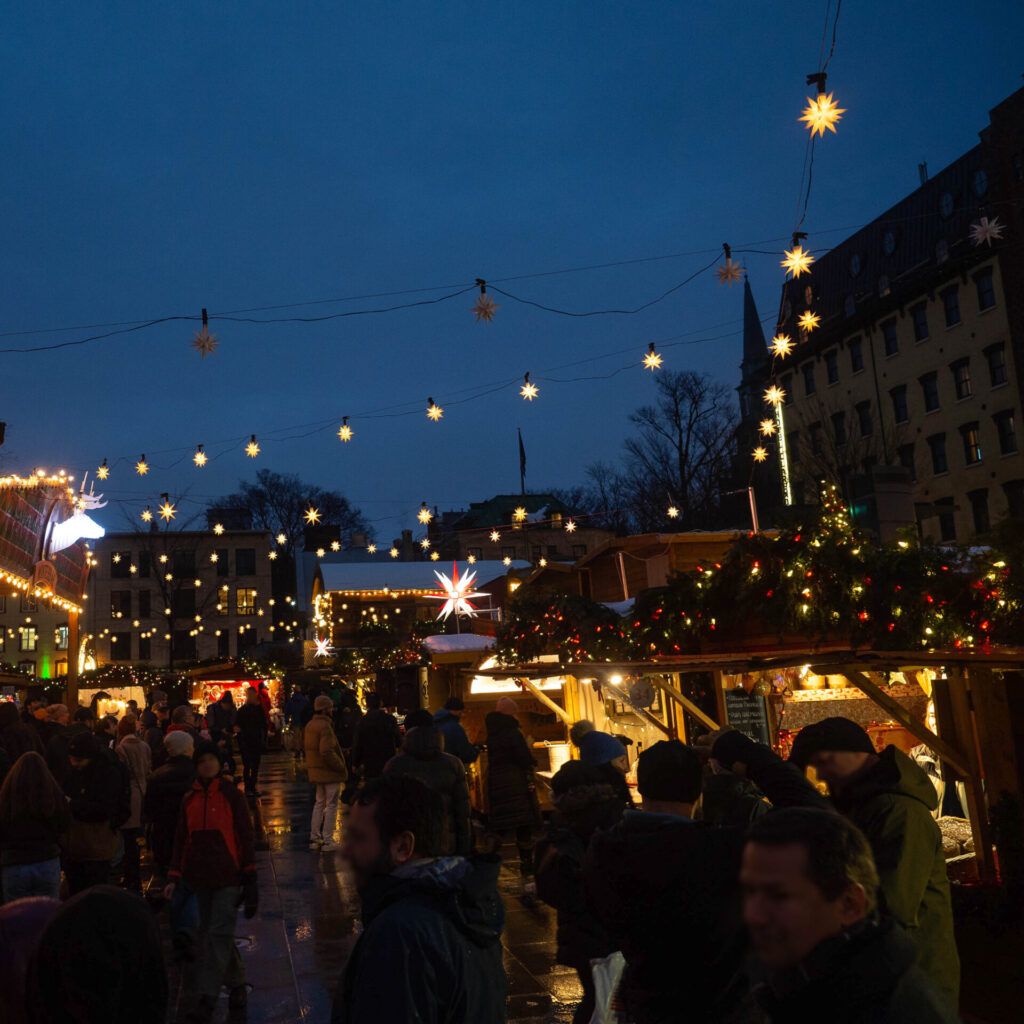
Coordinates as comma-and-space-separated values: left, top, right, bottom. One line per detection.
432, 697, 479, 764
331, 775, 506, 1024
64, 733, 124, 894
739, 807, 958, 1023
711, 719, 960, 1011
145, 730, 197, 877
235, 687, 268, 796
352, 693, 400, 781
205, 692, 237, 770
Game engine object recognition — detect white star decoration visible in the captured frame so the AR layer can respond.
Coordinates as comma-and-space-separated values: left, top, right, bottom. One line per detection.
428, 563, 487, 620
472, 294, 498, 322
970, 217, 1004, 248
190, 326, 219, 358
314, 636, 333, 658
715, 257, 744, 287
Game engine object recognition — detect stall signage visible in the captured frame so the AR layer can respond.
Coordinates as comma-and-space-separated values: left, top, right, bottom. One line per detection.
724, 691, 771, 746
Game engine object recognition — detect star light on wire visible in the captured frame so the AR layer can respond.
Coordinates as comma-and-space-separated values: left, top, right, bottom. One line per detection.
753, 447, 769, 463
760, 418, 777, 436
141, 507, 153, 522
314, 636, 333, 658
781, 245, 814, 279
158, 497, 177, 521
213, 523, 225, 535
489, 530, 501, 542
136, 455, 148, 476
770, 334, 794, 358
667, 506, 679, 519
389, 547, 399, 558
565, 520, 577, 533
418, 504, 433, 524
428, 563, 488, 620
970, 217, 1004, 247
472, 280, 498, 322
764, 385, 786, 406
193, 445, 207, 467
245, 435, 260, 458
97, 459, 110, 480
643, 343, 663, 371
797, 311, 821, 332
338, 418, 353, 442
190, 326, 219, 358
799, 92, 846, 137
513, 506, 528, 522
715, 258, 744, 287
520, 373, 539, 401
305, 507, 321, 525
427, 398, 443, 422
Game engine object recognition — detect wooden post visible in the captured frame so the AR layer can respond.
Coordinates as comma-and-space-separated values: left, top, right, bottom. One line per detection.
518, 677, 572, 725
603, 681, 670, 737
65, 608, 80, 709
967, 667, 1022, 806
652, 674, 721, 732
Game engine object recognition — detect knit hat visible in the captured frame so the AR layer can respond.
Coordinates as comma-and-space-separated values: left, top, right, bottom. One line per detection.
443, 696, 465, 712
496, 696, 518, 716
314, 695, 334, 712
578, 730, 627, 767
788, 716, 876, 768
193, 740, 222, 764
164, 731, 194, 758
569, 719, 595, 746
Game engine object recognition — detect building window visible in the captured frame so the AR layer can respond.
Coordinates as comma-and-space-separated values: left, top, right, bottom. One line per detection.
172, 550, 195, 575
951, 359, 972, 400
1004, 479, 1024, 519
994, 410, 1017, 455
0, 596, 5, 613
825, 350, 839, 385
787, 431, 800, 463
110, 631, 131, 659
20, 596, 37, 615
973, 169, 989, 197
466, 547, 483, 560
927, 434, 948, 475
139, 590, 151, 619
941, 286, 961, 327
801, 363, 816, 396
172, 590, 197, 619
831, 411, 847, 446
173, 631, 197, 662
546, 545, 559, 558
849, 337, 864, 373
571, 544, 588, 558
236, 588, 257, 616
881, 319, 898, 357
139, 636, 151, 662
898, 443, 916, 482
844, 294, 856, 318
111, 590, 131, 619
0, 632, 4, 653
55, 660, 67, 677
781, 374, 793, 405
531, 545, 542, 561
974, 268, 995, 311
960, 423, 982, 465
855, 401, 873, 437
20, 626, 38, 652
217, 631, 230, 658
502, 546, 516, 560
111, 552, 132, 579
55, 625, 69, 651
810, 422, 823, 456
935, 498, 956, 541
17, 661, 35, 676
911, 302, 929, 342
920, 372, 939, 412
890, 385, 909, 424
138, 552, 151, 578
235, 548, 256, 576
877, 275, 890, 297
969, 489, 990, 535
217, 593, 229, 616
986, 343, 1007, 387
216, 549, 229, 577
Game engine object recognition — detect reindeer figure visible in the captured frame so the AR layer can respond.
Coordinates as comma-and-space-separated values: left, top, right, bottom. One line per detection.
47, 476, 108, 557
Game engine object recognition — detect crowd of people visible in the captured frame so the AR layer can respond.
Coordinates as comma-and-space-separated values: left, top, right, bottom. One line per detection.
0, 679, 967, 1024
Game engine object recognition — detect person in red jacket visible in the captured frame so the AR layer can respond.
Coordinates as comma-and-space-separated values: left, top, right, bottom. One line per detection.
165, 741, 258, 1024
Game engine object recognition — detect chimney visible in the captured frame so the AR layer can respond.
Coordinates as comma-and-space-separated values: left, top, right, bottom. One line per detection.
918, 162, 928, 186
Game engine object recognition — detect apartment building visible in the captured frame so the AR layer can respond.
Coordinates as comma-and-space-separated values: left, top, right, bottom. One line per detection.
0, 595, 72, 680
760, 86, 1024, 541
87, 528, 274, 667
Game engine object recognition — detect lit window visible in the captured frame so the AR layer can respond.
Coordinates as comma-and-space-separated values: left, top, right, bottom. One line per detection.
960, 423, 982, 465
20, 627, 38, 653
236, 588, 257, 616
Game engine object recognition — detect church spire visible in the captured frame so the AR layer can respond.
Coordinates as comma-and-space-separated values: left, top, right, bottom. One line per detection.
741, 277, 768, 375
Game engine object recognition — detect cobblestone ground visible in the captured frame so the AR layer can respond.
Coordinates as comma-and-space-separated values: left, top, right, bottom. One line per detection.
156, 750, 580, 1023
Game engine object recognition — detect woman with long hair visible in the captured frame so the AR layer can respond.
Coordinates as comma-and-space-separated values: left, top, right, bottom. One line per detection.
0, 751, 69, 901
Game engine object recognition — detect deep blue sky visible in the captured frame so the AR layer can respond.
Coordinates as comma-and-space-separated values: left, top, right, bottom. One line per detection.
2, 1, 1020, 541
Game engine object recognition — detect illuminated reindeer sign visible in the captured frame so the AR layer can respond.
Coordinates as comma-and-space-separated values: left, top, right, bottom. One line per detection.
46, 482, 107, 557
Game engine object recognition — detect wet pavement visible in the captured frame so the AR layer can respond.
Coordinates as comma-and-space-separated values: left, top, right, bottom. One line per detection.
160, 750, 580, 1023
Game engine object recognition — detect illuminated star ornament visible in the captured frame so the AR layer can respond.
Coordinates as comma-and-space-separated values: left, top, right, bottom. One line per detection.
245, 435, 260, 458
781, 244, 814, 279
760, 418, 777, 436
314, 636, 333, 658
421, 537, 431, 549
158, 496, 177, 521
429, 563, 487, 620
193, 445, 207, 467
426, 398, 443, 422
970, 216, 1004, 248
753, 447, 768, 463
190, 308, 219, 359
513, 506, 528, 523
799, 92, 845, 137
643, 343, 663, 371
331, 540, 341, 551
770, 334, 794, 358
797, 311, 821, 333
305, 506, 321, 525
213, 523, 225, 535
503, 556, 511, 566
520, 373, 539, 401
141, 507, 153, 523
715, 245, 745, 287
367, 544, 377, 554
667, 506, 679, 519
338, 417, 353, 442
97, 459, 110, 480
764, 385, 786, 406
135, 455, 149, 476
418, 503, 433, 524
565, 520, 577, 533
489, 530, 501, 542
389, 547, 399, 558
472, 279, 498, 322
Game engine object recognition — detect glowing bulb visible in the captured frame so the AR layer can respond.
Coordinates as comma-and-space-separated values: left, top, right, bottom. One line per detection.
158, 499, 176, 521
338, 418, 353, 442
141, 507, 153, 522
753, 447, 768, 463
421, 538, 431, 549
764, 385, 786, 406
135, 456, 148, 476
193, 445, 207, 467
305, 507, 321, 525
513, 506, 527, 522
427, 399, 443, 422
276, 533, 287, 545
503, 556, 511, 566
565, 520, 577, 533
760, 418, 777, 436
245, 435, 260, 458
781, 245, 814, 279
331, 540, 340, 551
367, 544, 377, 554
770, 334, 793, 358
97, 459, 110, 480
520, 374, 539, 401
799, 92, 845, 137
643, 343, 663, 370
418, 504, 433, 524
430, 551, 439, 561
490, 530, 500, 542
667, 506, 679, 519
797, 311, 821, 332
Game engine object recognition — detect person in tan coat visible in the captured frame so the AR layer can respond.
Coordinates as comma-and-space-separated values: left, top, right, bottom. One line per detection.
305, 695, 348, 851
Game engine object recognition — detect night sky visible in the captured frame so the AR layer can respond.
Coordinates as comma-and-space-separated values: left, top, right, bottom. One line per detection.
2, 1, 1020, 541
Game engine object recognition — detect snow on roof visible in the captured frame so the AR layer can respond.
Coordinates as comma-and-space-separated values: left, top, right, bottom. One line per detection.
602, 599, 635, 615
524, 505, 549, 523
318, 560, 529, 593
423, 634, 495, 654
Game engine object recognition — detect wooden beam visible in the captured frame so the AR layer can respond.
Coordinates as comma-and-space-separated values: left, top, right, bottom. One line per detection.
649, 675, 720, 732
603, 681, 670, 737
835, 667, 972, 778
517, 677, 572, 725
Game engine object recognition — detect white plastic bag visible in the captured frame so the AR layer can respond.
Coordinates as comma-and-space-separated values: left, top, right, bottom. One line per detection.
588, 950, 627, 1024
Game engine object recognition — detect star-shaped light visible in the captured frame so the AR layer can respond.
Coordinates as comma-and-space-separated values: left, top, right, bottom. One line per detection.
368, 544, 377, 554
418, 504, 433, 524
467, 554, 477, 564
112, 553, 122, 564
338, 418, 353, 442
781, 245, 815, 278
513, 506, 528, 522
970, 216, 1004, 248
421, 537, 431, 549
753, 447, 769, 463
667, 506, 679, 519
715, 257, 744, 287
764, 385, 786, 406
193, 446, 207, 467
797, 311, 821, 333
389, 546, 399, 558
472, 294, 498, 322
520, 374, 539, 401
165, 573, 173, 582
210, 553, 219, 563
269, 551, 277, 560
643, 343, 663, 371
428, 563, 487, 619
276, 533, 287, 545
565, 520, 577, 533
799, 92, 845, 137
314, 636, 332, 658
430, 551, 440, 561
426, 399, 443, 422
539, 558, 548, 567
213, 523, 225, 535
305, 507, 321, 525
159, 499, 176, 521
760, 418, 777, 436
490, 530, 501, 542
331, 540, 341, 551
771, 334, 794, 358
503, 556, 512, 566
190, 326, 219, 358
159, 554, 168, 563
129, 564, 137, 574
135, 456, 149, 476
97, 460, 110, 480
141, 507, 153, 523
245, 436, 260, 458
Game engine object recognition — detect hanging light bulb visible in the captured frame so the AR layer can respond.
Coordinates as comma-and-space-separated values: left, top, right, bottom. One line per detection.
158, 494, 176, 521
520, 373, 539, 401
135, 455, 149, 476
420, 537, 431, 549
97, 458, 110, 480
799, 75, 846, 137
565, 520, 577, 533
389, 547, 399, 558
418, 503, 433, 524
245, 435, 260, 458
781, 233, 814, 278
190, 308, 219, 358
715, 243, 744, 287
753, 447, 769, 463
770, 334, 794, 358
472, 279, 498, 322
426, 398, 443, 422
141, 507, 153, 523
760, 418, 777, 436
367, 544, 377, 554
643, 342, 663, 371
213, 523, 225, 535
513, 506, 528, 522
667, 506, 680, 519
338, 417, 353, 442
764, 385, 786, 406
305, 506, 321, 525
797, 311, 821, 332
193, 445, 207, 467
490, 530, 501, 542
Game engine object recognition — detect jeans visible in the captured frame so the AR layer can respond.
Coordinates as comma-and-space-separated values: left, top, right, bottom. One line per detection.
195, 887, 246, 998
2, 858, 62, 902
311, 783, 340, 841
241, 748, 262, 793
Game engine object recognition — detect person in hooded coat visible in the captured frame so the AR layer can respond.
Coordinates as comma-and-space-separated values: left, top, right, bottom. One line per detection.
432, 697, 479, 765
352, 693, 400, 781
331, 775, 506, 1024
385, 714, 471, 856
534, 761, 624, 1024
235, 687, 268, 796
25, 885, 168, 1024
146, 731, 196, 878
577, 730, 634, 809
711, 719, 960, 1012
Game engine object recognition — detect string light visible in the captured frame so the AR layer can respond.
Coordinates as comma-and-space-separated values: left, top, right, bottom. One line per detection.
193, 445, 207, 467
503, 556, 512, 566
331, 540, 341, 551
276, 533, 287, 545
752, 446, 768, 463
190, 309, 219, 358
97, 459, 110, 480
316, 547, 325, 558
520, 373, 539, 401
667, 506, 679, 518
797, 311, 820, 332
367, 544, 377, 554
472, 279, 498, 322
158, 495, 176, 521
764, 385, 786, 406
781, 240, 814, 279
245, 435, 260, 458
760, 418, 777, 436
513, 506, 528, 523
430, 551, 440, 561
770, 334, 794, 358
305, 507, 321, 525
418, 503, 433, 524
420, 538, 431, 549
490, 530, 501, 542
715, 244, 744, 287
213, 523, 225, 535
643, 342, 663, 371
389, 547, 399, 558
141, 507, 153, 522
565, 520, 577, 533
426, 398, 443, 422
338, 417, 353, 442
135, 455, 148, 476
799, 92, 845, 137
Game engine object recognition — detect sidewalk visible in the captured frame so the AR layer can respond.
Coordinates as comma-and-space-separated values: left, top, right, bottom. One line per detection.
164, 751, 581, 1023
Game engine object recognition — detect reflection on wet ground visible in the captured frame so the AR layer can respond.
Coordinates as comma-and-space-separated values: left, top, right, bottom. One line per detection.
161, 751, 580, 1023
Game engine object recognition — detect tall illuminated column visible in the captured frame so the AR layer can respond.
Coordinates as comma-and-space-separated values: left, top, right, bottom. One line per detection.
775, 404, 794, 506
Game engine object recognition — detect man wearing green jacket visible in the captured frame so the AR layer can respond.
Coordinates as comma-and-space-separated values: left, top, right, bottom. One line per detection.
709, 717, 960, 1013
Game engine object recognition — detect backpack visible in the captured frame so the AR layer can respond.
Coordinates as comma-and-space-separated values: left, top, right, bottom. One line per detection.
111, 757, 133, 829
